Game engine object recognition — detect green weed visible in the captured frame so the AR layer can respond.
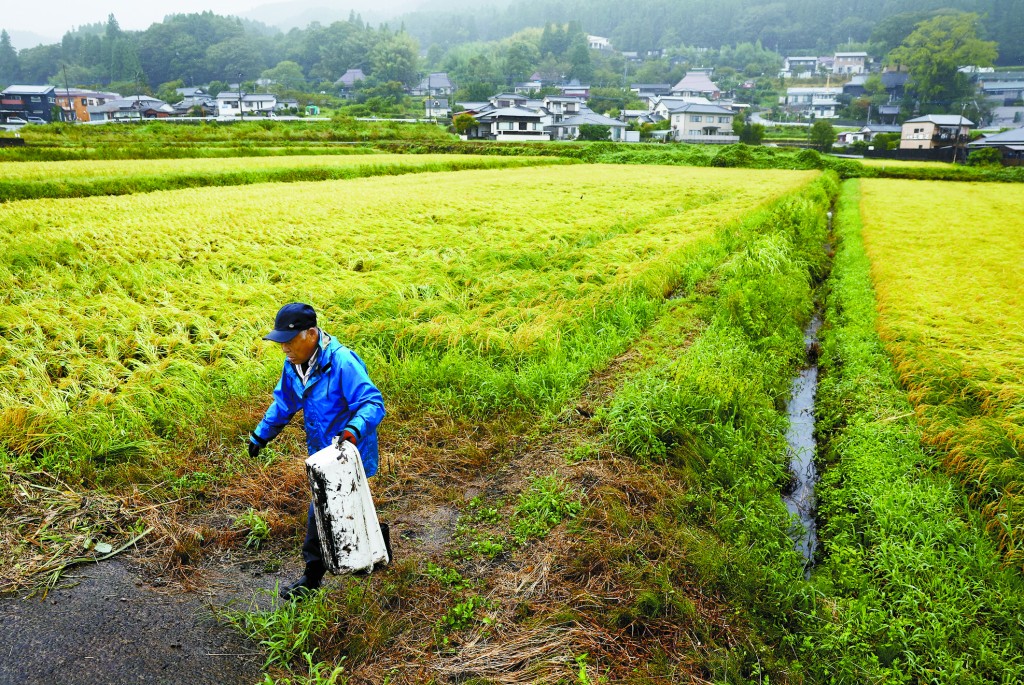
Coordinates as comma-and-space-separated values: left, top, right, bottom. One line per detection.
233, 508, 271, 549
511, 475, 582, 545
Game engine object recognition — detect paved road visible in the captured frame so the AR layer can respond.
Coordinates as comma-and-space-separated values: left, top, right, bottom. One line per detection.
0, 560, 284, 685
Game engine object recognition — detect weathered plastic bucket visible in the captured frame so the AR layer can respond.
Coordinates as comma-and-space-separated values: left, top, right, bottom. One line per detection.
305, 441, 389, 574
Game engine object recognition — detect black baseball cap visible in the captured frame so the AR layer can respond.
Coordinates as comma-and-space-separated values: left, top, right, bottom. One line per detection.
263, 302, 317, 342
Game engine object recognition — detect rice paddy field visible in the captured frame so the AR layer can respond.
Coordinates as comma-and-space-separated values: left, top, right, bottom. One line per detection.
858, 178, 1024, 563
3, 146, 1024, 685
0, 164, 815, 476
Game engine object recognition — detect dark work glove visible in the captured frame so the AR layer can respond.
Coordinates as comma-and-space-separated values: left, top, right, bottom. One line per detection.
248, 433, 266, 459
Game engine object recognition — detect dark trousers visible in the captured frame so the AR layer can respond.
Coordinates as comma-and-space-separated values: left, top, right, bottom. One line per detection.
302, 502, 325, 579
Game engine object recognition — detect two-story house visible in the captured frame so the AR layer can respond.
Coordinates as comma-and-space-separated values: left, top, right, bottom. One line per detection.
785, 87, 843, 119
55, 88, 121, 122
833, 52, 868, 75
668, 103, 738, 143
670, 71, 721, 100
781, 56, 819, 79
412, 73, 454, 98
900, 114, 974, 150
1, 85, 60, 123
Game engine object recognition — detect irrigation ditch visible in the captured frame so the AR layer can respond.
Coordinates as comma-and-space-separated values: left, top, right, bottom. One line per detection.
780, 210, 833, 578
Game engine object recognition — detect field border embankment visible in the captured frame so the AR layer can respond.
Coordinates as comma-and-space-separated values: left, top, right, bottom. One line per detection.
0, 155, 574, 202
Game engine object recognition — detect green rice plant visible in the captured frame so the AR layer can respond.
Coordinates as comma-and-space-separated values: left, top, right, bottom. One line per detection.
805, 179, 1024, 682
858, 178, 1024, 564
0, 164, 819, 478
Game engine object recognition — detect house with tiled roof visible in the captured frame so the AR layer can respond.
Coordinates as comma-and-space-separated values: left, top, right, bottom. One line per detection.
900, 114, 974, 150
670, 72, 721, 100
968, 125, 1024, 165
667, 102, 738, 143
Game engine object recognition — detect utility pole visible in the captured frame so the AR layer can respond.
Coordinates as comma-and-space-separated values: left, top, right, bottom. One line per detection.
62, 64, 73, 122
238, 72, 244, 121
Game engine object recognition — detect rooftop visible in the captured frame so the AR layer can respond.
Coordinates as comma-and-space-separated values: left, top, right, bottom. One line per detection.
905, 114, 975, 126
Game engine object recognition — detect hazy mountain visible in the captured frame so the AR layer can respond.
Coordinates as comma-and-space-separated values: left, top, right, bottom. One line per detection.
7, 29, 60, 51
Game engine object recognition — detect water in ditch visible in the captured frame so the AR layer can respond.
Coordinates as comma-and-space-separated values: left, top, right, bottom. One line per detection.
783, 312, 822, 579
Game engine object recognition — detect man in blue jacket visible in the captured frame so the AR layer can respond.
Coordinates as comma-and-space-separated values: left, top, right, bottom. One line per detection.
247, 302, 388, 599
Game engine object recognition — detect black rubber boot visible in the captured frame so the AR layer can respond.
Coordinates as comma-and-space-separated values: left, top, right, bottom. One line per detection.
279, 570, 323, 600
381, 523, 393, 565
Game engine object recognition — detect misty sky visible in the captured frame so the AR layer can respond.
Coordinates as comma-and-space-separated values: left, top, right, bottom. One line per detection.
5, 0, 426, 46
6, 1, 261, 37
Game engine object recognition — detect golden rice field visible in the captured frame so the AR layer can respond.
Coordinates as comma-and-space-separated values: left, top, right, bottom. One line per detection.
0, 164, 818, 471
859, 178, 1024, 561
0, 153, 560, 183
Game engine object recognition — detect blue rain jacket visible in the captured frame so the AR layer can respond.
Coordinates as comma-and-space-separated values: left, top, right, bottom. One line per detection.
252, 331, 386, 476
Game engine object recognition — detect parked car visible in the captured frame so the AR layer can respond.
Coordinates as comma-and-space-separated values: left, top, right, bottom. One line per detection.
5, 117, 27, 125
26, 116, 46, 125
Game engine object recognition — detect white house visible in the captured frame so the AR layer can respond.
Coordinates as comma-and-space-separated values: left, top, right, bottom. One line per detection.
785, 87, 842, 119
587, 35, 612, 51
781, 56, 818, 79
546, 111, 628, 141
425, 98, 451, 119
216, 92, 278, 116
668, 103, 738, 143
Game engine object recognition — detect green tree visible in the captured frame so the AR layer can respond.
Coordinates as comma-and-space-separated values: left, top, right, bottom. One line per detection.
578, 124, 610, 141
0, 30, 19, 87
809, 120, 835, 152
888, 13, 997, 111
966, 147, 1001, 167
370, 32, 418, 85
262, 60, 306, 91
452, 112, 477, 135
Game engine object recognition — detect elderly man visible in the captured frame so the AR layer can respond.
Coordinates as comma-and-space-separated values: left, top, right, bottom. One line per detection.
248, 302, 388, 599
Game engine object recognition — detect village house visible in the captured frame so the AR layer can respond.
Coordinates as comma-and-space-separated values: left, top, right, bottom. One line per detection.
668, 102, 738, 143
411, 73, 454, 98
54, 88, 121, 122
967, 125, 1024, 165
547, 111, 627, 141
335, 68, 366, 98
424, 98, 451, 119
784, 87, 842, 119
899, 114, 974, 150
587, 35, 612, 51
781, 56, 818, 79
833, 52, 868, 75
670, 71, 721, 100
1, 85, 60, 123
836, 124, 901, 146
216, 92, 278, 117
88, 96, 174, 122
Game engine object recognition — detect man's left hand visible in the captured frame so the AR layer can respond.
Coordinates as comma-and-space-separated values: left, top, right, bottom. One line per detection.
337, 430, 357, 446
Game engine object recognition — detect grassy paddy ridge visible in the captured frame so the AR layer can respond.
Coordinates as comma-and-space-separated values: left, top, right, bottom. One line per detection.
0, 164, 818, 481
858, 178, 1024, 565
0, 153, 573, 202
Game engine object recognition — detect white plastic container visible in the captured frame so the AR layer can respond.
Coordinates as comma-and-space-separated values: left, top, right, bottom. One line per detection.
305, 441, 389, 574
